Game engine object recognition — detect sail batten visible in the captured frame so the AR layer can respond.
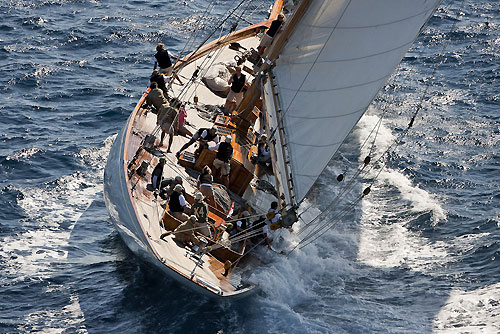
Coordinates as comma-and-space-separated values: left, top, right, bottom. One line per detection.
271, 0, 442, 203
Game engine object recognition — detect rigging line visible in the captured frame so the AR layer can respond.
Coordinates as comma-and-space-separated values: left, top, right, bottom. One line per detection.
297, 185, 357, 241
295, 186, 368, 251
298, 197, 360, 250
168, 0, 248, 98
175, 0, 245, 103
230, 237, 267, 272
176, 0, 217, 64
181, 0, 250, 66
181, 24, 232, 102
181, 0, 258, 102
297, 168, 362, 227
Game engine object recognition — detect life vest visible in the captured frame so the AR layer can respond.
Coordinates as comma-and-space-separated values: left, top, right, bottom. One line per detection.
168, 192, 184, 212
266, 209, 277, 220
198, 128, 218, 142
216, 142, 233, 162
155, 49, 172, 69
192, 201, 209, 223
150, 71, 166, 92
231, 73, 246, 93
199, 173, 213, 185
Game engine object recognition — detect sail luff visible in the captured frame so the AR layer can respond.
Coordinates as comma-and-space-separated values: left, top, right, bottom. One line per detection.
271, 0, 442, 203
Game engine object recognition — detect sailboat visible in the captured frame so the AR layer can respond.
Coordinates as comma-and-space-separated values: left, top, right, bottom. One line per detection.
103, 0, 443, 298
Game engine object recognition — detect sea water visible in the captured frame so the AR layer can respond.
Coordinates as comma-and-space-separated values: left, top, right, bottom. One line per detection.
0, 0, 499, 333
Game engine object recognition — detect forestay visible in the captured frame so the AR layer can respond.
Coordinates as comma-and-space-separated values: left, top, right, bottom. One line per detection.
272, 0, 442, 203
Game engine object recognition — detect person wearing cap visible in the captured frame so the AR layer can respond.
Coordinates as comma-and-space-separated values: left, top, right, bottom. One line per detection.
173, 215, 198, 245
176, 126, 219, 159
158, 175, 183, 200
145, 81, 168, 113
191, 192, 211, 238
168, 184, 189, 222
257, 134, 271, 164
151, 158, 166, 191
212, 136, 233, 188
196, 165, 214, 202
235, 207, 251, 233
224, 66, 248, 113
258, 13, 285, 55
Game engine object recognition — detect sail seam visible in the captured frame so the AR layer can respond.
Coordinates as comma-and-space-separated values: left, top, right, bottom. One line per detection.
281, 74, 388, 93
279, 39, 413, 64
288, 139, 343, 148
287, 106, 365, 120
306, 6, 435, 30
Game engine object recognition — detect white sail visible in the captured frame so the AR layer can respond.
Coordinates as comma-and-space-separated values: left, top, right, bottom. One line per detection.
271, 0, 441, 203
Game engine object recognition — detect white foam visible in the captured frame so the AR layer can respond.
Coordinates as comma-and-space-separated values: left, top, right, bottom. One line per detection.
357, 197, 449, 270
0, 135, 115, 331
17, 294, 87, 334
380, 169, 447, 224
433, 283, 500, 333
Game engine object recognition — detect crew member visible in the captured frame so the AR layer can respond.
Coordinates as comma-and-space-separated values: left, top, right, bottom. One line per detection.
176, 126, 219, 159
196, 165, 214, 201
145, 81, 167, 113
169, 184, 189, 222
156, 103, 178, 153
212, 136, 233, 188
224, 66, 247, 113
191, 192, 211, 238
154, 43, 173, 75
258, 13, 285, 55
151, 158, 165, 191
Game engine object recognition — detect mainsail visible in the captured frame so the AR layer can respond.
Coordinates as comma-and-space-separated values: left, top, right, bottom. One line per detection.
269, 0, 442, 203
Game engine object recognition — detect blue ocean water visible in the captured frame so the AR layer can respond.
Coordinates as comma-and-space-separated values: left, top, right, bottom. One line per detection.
0, 0, 499, 333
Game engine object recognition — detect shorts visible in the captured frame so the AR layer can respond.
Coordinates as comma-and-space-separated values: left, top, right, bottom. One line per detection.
160, 121, 173, 134
213, 158, 230, 176
258, 33, 273, 48
159, 66, 173, 76
226, 90, 244, 105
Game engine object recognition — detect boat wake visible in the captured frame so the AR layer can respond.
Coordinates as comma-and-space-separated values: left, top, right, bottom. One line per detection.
0, 136, 115, 332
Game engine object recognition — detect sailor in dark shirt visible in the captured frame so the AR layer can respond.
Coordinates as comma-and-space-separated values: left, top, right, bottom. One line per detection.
224, 66, 247, 113
151, 158, 166, 191
212, 136, 233, 188
176, 126, 219, 159
154, 43, 173, 76
258, 13, 285, 55
150, 69, 168, 95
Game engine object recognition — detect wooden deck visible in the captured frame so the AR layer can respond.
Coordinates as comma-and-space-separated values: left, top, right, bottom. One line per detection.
119, 34, 281, 296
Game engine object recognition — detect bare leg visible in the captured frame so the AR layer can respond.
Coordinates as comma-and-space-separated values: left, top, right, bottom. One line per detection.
167, 133, 174, 153
160, 130, 166, 146
222, 175, 229, 188
176, 137, 196, 157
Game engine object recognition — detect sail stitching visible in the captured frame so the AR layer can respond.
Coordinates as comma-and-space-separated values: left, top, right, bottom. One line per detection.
288, 139, 343, 148
287, 106, 364, 120
280, 73, 389, 93
280, 39, 413, 64
307, 5, 436, 30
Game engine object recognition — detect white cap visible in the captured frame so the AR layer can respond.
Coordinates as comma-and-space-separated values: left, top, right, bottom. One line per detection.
225, 136, 232, 143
